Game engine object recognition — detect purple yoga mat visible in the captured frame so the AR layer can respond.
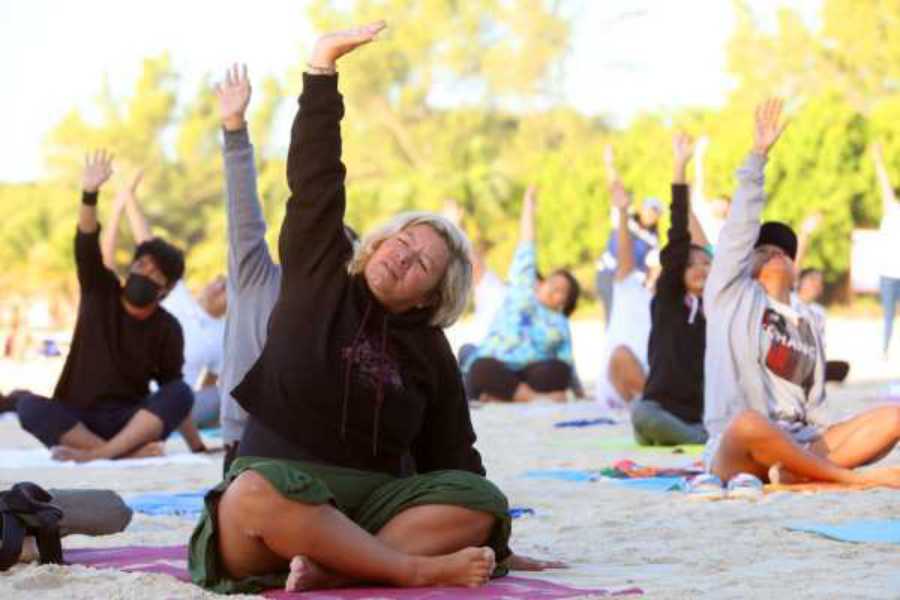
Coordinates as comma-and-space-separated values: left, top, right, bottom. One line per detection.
66, 545, 642, 598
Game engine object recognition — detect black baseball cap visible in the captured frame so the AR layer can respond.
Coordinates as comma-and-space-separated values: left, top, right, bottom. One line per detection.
754, 221, 797, 260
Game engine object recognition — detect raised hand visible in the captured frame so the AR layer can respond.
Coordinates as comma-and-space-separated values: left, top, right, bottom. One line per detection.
82, 150, 114, 193
523, 184, 538, 210
870, 141, 885, 164
215, 63, 252, 132
610, 180, 630, 211
696, 135, 710, 157
752, 98, 788, 157
309, 20, 387, 69
673, 132, 694, 166
800, 212, 823, 236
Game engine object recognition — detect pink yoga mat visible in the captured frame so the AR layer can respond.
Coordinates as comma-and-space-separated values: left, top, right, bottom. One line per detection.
66, 545, 642, 598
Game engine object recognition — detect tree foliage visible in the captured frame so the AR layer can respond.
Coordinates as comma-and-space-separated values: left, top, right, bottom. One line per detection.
4, 0, 900, 315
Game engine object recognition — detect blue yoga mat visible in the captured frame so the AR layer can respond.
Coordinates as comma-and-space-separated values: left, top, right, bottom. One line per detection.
553, 417, 617, 428
611, 476, 686, 492
522, 469, 600, 482
127, 491, 206, 518
786, 520, 900, 545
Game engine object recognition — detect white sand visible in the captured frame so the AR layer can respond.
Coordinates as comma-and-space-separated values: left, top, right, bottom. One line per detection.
1, 317, 899, 599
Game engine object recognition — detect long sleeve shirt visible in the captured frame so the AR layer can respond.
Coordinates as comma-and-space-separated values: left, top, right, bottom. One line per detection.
53, 210, 183, 409
462, 241, 575, 373
642, 184, 706, 423
216, 127, 283, 444
232, 74, 484, 476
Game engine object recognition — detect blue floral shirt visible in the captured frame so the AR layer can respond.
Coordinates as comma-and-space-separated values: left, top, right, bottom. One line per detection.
462, 242, 574, 373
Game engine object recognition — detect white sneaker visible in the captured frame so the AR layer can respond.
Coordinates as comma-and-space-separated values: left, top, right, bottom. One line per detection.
726, 473, 764, 500
686, 473, 725, 500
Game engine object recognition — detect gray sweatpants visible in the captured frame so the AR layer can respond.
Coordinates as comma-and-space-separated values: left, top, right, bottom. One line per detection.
631, 398, 708, 446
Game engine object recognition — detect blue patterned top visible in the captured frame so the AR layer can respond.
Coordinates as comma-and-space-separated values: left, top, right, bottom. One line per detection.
462, 242, 574, 373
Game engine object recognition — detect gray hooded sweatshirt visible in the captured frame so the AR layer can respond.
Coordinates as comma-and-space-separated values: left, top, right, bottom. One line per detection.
702, 153, 828, 443
217, 128, 282, 444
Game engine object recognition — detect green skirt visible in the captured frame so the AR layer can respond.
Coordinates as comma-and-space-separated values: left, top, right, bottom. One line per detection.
188, 456, 512, 594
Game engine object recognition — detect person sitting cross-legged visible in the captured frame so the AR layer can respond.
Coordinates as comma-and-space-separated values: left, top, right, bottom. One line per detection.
14, 150, 192, 463
188, 22, 562, 595
631, 133, 711, 446
703, 99, 900, 488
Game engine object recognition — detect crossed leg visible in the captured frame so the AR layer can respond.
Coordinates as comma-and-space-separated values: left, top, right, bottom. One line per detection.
216, 471, 496, 592
711, 409, 900, 486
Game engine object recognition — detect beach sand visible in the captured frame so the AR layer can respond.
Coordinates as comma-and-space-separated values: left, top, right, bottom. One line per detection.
1, 317, 899, 599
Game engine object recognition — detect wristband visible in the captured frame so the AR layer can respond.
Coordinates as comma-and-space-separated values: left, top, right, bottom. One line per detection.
82, 191, 99, 206
305, 62, 337, 76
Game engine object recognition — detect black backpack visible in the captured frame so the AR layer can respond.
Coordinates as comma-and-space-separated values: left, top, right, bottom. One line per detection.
0, 482, 63, 570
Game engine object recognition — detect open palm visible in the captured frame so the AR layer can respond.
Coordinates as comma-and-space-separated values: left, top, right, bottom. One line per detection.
215, 64, 252, 130
753, 98, 788, 156
310, 20, 386, 67
82, 150, 114, 193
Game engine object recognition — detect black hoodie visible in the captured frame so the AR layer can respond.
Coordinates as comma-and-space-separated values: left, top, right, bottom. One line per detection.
233, 74, 484, 477
641, 184, 706, 424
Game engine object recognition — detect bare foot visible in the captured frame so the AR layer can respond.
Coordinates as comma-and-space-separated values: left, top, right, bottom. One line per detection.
19, 537, 38, 563
51, 445, 96, 462
767, 463, 808, 485
412, 547, 495, 588
285, 556, 352, 592
857, 466, 900, 488
124, 441, 165, 459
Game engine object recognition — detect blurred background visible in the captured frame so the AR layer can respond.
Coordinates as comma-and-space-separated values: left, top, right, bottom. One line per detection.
0, 0, 896, 336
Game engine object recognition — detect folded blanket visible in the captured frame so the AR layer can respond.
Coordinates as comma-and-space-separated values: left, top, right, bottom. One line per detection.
0, 449, 214, 469
65, 545, 643, 598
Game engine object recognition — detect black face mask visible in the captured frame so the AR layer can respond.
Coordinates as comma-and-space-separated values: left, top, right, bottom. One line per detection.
123, 273, 162, 308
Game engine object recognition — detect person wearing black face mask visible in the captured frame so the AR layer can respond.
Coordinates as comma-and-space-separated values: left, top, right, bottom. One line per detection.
10, 150, 194, 463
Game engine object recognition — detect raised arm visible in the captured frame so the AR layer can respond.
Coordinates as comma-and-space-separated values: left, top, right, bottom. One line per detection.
215, 64, 280, 290
279, 22, 385, 281
77, 151, 116, 291
519, 185, 537, 243
795, 212, 822, 269
871, 142, 897, 215
100, 190, 128, 270
79, 150, 113, 234
611, 181, 635, 281
658, 133, 695, 297
704, 99, 788, 307
121, 170, 151, 244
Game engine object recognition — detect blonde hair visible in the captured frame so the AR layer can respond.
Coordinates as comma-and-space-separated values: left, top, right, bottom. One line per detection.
347, 212, 473, 328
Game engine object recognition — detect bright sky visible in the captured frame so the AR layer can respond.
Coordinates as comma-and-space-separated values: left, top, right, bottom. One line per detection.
0, 0, 821, 182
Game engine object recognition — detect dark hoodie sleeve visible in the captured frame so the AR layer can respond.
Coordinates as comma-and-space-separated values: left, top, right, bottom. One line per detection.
656, 183, 691, 301
279, 74, 353, 288
412, 333, 486, 475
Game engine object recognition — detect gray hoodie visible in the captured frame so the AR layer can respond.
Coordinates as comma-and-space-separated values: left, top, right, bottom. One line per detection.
702, 153, 828, 441
217, 128, 282, 444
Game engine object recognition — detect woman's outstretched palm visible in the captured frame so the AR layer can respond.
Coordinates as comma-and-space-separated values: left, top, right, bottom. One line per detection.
310, 20, 387, 67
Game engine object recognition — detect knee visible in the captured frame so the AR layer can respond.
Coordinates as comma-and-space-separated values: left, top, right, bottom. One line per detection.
609, 346, 639, 375
725, 409, 770, 441
879, 406, 900, 434
160, 380, 194, 413
16, 394, 50, 434
221, 471, 282, 527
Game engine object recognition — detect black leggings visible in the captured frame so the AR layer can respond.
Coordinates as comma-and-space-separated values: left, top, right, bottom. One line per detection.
465, 357, 572, 401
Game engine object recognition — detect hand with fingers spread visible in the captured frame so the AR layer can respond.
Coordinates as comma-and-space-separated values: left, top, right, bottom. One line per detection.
752, 98, 788, 158
673, 132, 694, 184
82, 150, 114, 193
215, 63, 252, 132
309, 20, 387, 71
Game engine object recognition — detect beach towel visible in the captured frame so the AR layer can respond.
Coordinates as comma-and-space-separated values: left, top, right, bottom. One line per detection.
508, 507, 535, 519
0, 448, 215, 470
65, 545, 643, 598
126, 491, 206, 518
522, 469, 601, 482
553, 417, 617, 428
599, 459, 702, 480
786, 520, 900, 545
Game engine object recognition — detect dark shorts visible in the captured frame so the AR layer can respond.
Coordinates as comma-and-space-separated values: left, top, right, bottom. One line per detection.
14, 380, 193, 448
465, 357, 571, 400
189, 456, 512, 594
